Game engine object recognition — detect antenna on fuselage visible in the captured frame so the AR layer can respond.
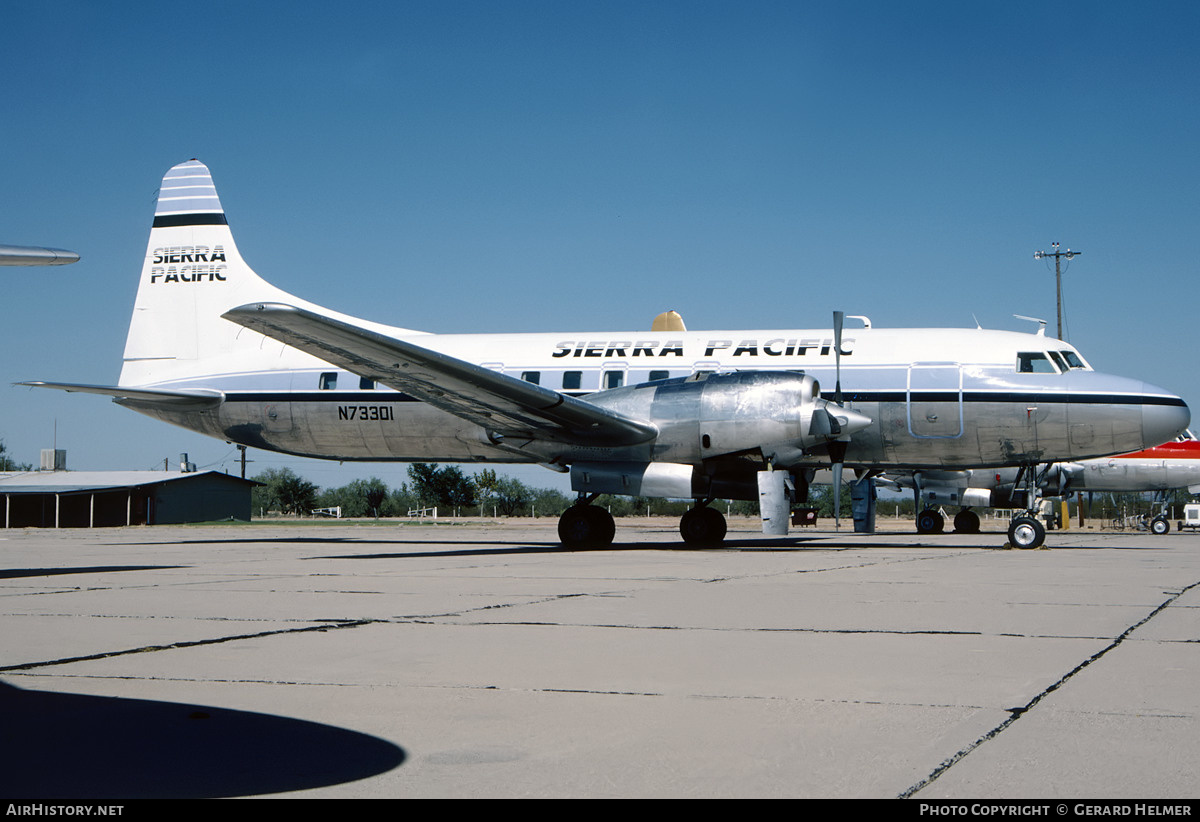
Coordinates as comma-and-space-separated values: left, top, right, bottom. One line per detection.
1013, 315, 1048, 336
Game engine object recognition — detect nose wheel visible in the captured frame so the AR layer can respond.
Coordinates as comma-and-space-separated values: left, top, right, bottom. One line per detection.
1007, 515, 1046, 549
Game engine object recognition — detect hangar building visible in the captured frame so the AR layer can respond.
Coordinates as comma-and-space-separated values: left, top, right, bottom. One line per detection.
0, 470, 257, 528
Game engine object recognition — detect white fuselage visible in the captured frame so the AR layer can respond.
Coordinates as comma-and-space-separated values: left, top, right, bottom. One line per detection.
123, 323, 1187, 474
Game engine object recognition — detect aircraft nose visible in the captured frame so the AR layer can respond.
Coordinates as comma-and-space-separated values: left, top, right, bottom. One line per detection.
1142, 385, 1190, 448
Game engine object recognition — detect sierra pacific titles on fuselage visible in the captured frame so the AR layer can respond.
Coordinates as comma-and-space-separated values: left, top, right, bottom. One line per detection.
550, 338, 854, 358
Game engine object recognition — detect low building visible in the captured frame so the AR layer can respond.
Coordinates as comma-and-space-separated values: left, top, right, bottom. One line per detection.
0, 470, 258, 528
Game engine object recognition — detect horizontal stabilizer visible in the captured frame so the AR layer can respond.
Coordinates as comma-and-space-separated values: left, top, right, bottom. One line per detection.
17, 381, 224, 411
221, 302, 658, 448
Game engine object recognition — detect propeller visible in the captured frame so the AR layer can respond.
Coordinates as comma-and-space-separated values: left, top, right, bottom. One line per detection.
833, 310, 844, 406
802, 312, 870, 530
831, 311, 848, 529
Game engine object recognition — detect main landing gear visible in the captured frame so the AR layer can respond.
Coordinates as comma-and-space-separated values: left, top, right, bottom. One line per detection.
915, 508, 981, 535
556, 497, 729, 549
557, 498, 615, 549
916, 508, 944, 534
1146, 491, 1171, 535
679, 502, 727, 547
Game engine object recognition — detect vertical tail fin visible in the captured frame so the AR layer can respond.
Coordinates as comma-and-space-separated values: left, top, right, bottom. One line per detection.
120, 159, 293, 387
120, 159, 421, 389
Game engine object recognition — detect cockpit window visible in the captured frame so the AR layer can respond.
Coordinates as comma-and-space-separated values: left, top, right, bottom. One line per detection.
1017, 352, 1058, 374
1048, 351, 1069, 371
1059, 350, 1087, 369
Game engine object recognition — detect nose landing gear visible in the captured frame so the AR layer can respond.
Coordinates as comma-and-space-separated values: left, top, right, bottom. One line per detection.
1007, 515, 1046, 549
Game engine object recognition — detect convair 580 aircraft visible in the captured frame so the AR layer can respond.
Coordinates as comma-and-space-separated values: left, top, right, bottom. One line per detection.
24, 160, 1190, 549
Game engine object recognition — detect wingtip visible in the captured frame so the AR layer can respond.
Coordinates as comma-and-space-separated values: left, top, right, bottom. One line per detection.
0, 245, 80, 266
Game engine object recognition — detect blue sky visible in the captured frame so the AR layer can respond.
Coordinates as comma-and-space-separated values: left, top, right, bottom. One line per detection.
2, 0, 1198, 493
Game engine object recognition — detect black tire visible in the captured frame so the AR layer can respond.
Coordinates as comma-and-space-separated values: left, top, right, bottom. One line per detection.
680, 506, 727, 547
588, 505, 616, 546
1008, 515, 1046, 549
558, 505, 615, 549
1151, 516, 1170, 536
916, 509, 945, 534
953, 509, 981, 534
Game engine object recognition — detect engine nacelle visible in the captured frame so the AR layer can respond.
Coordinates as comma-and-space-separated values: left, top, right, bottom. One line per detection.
586, 371, 869, 465
921, 484, 995, 508
570, 461, 697, 498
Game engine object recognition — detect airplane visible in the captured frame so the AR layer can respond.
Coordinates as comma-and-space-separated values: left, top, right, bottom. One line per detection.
20, 159, 1191, 550
890, 430, 1200, 536
0, 244, 80, 265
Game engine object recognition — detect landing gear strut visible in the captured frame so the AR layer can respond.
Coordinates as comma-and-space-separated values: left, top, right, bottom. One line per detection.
1147, 490, 1171, 535
1007, 464, 1047, 548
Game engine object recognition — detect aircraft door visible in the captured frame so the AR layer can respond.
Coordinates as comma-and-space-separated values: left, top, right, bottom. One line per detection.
261, 371, 296, 434
907, 363, 963, 439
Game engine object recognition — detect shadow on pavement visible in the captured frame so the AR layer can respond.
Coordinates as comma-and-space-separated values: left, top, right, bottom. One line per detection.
0, 680, 405, 798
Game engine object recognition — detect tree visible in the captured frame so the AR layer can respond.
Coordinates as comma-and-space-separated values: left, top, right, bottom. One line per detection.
491, 476, 533, 516
317, 477, 390, 518
796, 483, 851, 518
0, 439, 32, 472
407, 463, 477, 510
386, 482, 422, 517
252, 467, 318, 516
528, 486, 572, 518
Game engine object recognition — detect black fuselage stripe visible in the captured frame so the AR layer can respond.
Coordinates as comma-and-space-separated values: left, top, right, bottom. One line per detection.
219, 391, 1184, 407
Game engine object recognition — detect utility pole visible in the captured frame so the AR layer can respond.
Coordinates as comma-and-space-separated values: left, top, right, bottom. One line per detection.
1034, 242, 1081, 340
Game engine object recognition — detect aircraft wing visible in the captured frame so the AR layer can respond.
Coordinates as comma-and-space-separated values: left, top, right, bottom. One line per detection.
222, 303, 658, 448
0, 245, 80, 266
16, 381, 225, 411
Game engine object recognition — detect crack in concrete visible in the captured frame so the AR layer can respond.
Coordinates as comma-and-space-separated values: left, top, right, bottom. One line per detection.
449, 620, 998, 638
897, 577, 1200, 799
0, 619, 376, 673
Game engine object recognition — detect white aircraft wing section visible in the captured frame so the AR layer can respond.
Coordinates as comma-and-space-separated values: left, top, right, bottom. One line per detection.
17, 381, 224, 411
222, 303, 658, 448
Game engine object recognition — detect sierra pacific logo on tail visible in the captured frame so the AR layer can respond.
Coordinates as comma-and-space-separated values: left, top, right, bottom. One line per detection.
150, 245, 228, 283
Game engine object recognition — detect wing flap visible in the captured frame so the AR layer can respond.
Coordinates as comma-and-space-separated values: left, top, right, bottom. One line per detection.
221, 303, 657, 447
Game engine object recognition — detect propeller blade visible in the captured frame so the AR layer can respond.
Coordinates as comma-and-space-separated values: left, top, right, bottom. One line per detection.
829, 440, 848, 530
832, 461, 842, 529
833, 311, 845, 405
